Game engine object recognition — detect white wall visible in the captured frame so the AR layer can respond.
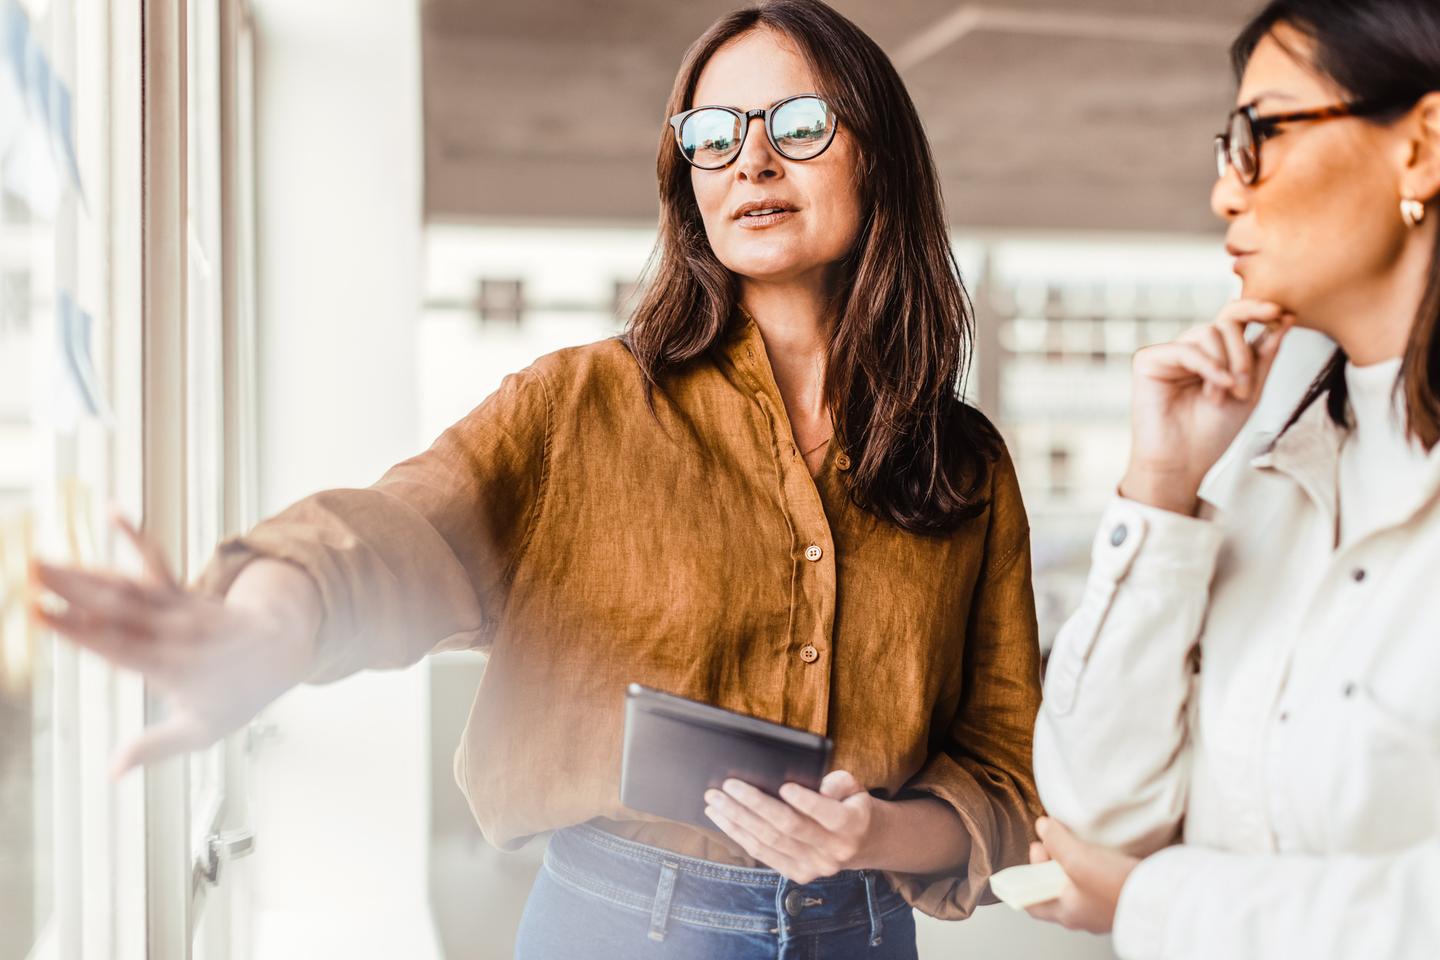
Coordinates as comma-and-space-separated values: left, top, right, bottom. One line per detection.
246, 1, 438, 957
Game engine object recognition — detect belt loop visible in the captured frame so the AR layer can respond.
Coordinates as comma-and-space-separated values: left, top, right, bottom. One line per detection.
648, 861, 681, 942
862, 870, 884, 947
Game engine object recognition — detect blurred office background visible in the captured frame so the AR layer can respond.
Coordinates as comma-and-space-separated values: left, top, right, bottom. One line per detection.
1, 1, 1334, 958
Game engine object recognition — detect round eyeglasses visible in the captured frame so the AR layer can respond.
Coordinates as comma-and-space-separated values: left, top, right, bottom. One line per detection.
1214, 99, 1407, 186
668, 94, 838, 170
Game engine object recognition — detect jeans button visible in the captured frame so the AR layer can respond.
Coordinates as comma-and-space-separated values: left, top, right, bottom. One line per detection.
783, 888, 805, 917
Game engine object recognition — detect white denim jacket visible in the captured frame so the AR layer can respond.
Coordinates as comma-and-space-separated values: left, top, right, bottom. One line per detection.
1034, 394, 1440, 960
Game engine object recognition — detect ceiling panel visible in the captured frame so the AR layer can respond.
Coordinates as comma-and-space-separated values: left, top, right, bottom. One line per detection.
421, 0, 1264, 232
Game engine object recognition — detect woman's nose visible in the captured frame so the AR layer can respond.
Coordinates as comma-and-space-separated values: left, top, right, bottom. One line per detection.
1211, 166, 1248, 222
733, 116, 780, 183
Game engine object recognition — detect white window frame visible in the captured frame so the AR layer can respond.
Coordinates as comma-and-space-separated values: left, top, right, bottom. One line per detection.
138, 0, 259, 956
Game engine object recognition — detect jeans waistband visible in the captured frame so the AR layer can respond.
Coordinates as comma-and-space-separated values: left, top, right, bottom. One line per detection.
542, 822, 909, 945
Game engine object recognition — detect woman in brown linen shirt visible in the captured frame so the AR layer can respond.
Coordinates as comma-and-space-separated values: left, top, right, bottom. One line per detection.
30, 1, 1042, 954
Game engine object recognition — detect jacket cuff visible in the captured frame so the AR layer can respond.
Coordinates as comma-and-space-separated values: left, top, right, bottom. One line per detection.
1092, 496, 1224, 588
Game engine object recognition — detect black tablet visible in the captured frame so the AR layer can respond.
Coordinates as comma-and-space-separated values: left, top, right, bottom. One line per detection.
619, 683, 834, 830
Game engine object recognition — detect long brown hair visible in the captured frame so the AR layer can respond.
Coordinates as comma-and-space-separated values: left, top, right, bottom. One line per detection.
623, 0, 1000, 535
1235, 0, 1440, 449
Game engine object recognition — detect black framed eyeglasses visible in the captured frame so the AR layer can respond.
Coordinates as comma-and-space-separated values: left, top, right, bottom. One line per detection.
668, 94, 838, 170
1214, 99, 1408, 185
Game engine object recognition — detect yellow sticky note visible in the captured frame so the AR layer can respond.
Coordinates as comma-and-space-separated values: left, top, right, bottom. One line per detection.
61, 476, 99, 567
0, 509, 36, 696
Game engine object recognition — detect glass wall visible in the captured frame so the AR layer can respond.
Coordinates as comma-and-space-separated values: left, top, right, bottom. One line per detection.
0, 0, 108, 955
0, 1, 259, 957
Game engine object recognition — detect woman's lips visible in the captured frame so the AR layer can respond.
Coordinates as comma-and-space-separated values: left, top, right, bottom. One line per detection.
736, 209, 795, 229
737, 210, 794, 228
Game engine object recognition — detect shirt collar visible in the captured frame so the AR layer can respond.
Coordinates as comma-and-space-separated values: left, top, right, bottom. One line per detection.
719, 303, 774, 395
1250, 394, 1440, 537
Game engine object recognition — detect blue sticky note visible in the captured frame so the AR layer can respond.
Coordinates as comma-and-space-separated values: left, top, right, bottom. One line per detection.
55, 290, 107, 420
50, 80, 84, 203
2, 0, 27, 94
26, 40, 46, 119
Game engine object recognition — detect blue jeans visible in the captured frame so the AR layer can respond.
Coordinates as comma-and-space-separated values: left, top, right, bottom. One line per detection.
514, 823, 918, 959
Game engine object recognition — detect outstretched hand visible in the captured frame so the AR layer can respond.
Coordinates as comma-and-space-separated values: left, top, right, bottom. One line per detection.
29, 512, 314, 779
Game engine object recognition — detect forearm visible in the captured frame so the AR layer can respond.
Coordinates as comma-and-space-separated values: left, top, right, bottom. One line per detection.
866, 794, 973, 874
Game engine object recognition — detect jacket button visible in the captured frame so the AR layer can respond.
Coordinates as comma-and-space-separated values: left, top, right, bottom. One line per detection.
800, 645, 819, 663
804, 544, 823, 562
836, 452, 851, 471
1110, 524, 1128, 547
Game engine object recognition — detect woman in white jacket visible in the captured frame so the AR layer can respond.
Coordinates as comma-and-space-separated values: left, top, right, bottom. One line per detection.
1024, 1, 1440, 957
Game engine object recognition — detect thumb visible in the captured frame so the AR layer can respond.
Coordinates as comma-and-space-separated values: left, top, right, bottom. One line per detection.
1252, 314, 1295, 389
819, 769, 863, 800
109, 506, 179, 592
1035, 817, 1086, 872
110, 715, 206, 781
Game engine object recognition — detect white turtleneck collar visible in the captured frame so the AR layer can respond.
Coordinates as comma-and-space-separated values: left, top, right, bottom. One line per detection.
1338, 357, 1432, 547
1344, 357, 1406, 437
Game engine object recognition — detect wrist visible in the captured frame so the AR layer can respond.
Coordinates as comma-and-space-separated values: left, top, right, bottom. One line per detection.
858, 795, 901, 869
227, 559, 322, 662
860, 794, 970, 874
1119, 464, 1202, 516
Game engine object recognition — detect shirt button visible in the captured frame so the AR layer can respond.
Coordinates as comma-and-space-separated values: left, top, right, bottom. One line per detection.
804, 544, 823, 562
1110, 524, 1128, 547
836, 452, 851, 471
1351, 568, 1367, 583
800, 645, 819, 663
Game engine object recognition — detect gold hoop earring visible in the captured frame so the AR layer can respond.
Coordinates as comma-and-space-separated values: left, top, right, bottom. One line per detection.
1401, 197, 1427, 228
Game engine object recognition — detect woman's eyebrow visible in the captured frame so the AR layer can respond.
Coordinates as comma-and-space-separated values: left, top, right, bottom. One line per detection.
690, 93, 811, 112
1243, 90, 1299, 108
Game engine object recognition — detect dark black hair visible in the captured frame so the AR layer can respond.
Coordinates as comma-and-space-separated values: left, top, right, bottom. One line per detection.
1234, 0, 1440, 449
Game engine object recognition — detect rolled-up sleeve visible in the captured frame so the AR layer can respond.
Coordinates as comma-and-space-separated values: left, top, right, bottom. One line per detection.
192, 367, 552, 684
1033, 495, 1223, 854
890, 448, 1045, 919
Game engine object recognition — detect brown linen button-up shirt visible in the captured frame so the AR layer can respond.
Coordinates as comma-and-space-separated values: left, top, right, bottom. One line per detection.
195, 313, 1043, 920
